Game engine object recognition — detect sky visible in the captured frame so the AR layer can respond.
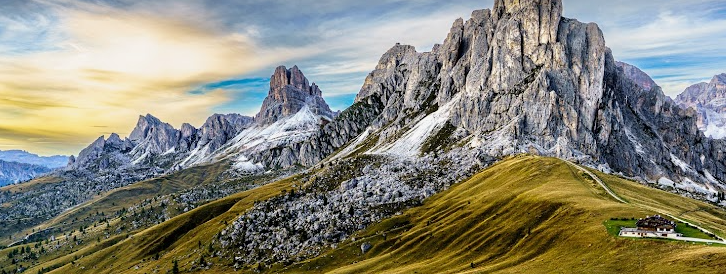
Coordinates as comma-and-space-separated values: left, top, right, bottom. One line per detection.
1, 0, 725, 156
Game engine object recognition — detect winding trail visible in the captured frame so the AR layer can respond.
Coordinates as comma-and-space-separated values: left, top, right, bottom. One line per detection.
566, 160, 726, 244
566, 161, 626, 204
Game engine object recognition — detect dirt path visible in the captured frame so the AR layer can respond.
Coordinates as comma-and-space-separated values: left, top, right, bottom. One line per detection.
566, 161, 626, 203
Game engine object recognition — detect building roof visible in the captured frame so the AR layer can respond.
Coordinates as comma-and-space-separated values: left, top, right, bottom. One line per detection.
636, 215, 675, 229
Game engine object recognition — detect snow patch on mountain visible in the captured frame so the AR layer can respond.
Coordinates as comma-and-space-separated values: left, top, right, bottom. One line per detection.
233, 155, 264, 172
330, 128, 371, 161
703, 109, 726, 139
226, 105, 322, 153
371, 94, 460, 157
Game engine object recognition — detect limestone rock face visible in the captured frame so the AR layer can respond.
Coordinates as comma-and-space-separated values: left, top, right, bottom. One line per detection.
675, 74, 726, 139
128, 114, 181, 158
69, 112, 255, 183
67, 65, 336, 179
299, 0, 724, 192
256, 66, 333, 125
197, 114, 253, 153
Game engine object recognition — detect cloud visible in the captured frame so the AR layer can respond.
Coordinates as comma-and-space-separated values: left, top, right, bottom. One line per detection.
563, 0, 726, 96
0, 1, 315, 155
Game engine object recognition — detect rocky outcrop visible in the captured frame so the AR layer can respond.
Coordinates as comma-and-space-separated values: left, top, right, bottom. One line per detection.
300, 0, 725, 193
186, 66, 340, 169
196, 114, 253, 153
675, 74, 726, 139
255, 66, 334, 125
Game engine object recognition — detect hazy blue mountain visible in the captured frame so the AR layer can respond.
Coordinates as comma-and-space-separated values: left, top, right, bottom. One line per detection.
0, 150, 68, 169
0, 159, 51, 186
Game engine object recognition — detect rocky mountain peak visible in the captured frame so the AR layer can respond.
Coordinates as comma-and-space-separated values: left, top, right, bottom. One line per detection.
493, 0, 562, 45
675, 72, 726, 139
255, 65, 333, 125
617, 61, 657, 91
712, 73, 726, 86
315, 0, 725, 194
196, 113, 253, 151
128, 114, 174, 143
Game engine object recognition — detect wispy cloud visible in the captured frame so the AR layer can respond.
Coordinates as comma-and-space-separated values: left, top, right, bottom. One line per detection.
0, 0, 316, 155
565, 0, 726, 96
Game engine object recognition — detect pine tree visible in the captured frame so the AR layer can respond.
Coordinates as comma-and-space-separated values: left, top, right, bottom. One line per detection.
172, 260, 179, 274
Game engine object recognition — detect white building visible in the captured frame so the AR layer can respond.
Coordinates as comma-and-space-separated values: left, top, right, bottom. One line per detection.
619, 215, 682, 239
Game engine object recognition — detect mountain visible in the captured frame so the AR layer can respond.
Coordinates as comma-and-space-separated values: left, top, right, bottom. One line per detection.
0, 65, 334, 249
255, 65, 335, 125
182, 65, 336, 168
0, 150, 68, 169
68, 65, 334, 182
616, 61, 657, 91
0, 160, 51, 186
675, 73, 726, 139
292, 0, 724, 196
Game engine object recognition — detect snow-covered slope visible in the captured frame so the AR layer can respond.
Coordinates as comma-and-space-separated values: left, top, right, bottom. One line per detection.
183, 104, 329, 170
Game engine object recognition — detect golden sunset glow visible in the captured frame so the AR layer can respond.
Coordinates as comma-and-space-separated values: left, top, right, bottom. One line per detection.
0, 7, 311, 155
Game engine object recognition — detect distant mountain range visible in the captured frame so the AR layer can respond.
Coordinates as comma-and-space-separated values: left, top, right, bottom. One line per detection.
0, 160, 51, 186
0, 150, 67, 186
63, 65, 335, 183
59, 1, 725, 197
0, 150, 68, 168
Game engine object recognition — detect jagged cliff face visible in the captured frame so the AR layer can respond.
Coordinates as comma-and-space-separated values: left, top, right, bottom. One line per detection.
675, 74, 726, 139
68, 113, 254, 183
617, 62, 657, 91
63, 0, 724, 194
191, 66, 336, 169
301, 0, 724, 193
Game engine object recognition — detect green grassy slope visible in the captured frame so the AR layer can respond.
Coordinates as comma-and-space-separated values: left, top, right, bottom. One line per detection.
280, 156, 726, 273
24, 155, 726, 274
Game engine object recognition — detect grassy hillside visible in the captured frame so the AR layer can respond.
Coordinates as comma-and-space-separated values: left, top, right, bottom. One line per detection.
0, 162, 283, 273
39, 161, 235, 234
22, 155, 726, 273
279, 156, 726, 273
26, 174, 300, 274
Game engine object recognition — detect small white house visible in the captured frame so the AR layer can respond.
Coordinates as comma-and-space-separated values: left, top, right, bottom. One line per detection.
619, 215, 682, 239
